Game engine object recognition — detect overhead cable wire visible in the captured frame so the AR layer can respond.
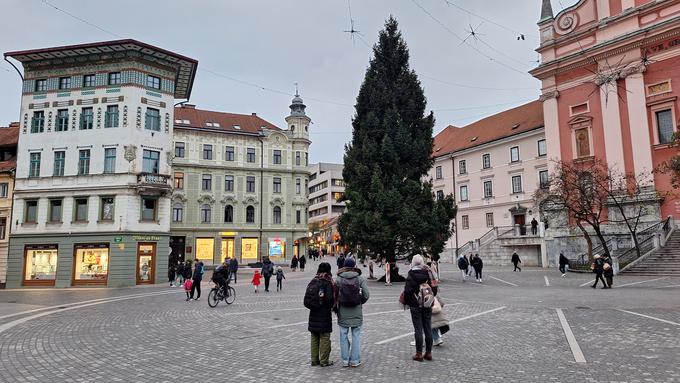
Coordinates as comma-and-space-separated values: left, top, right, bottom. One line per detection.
409, 0, 529, 76
443, 0, 539, 41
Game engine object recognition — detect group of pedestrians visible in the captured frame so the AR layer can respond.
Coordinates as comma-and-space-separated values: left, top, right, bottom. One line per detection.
305, 257, 370, 368
290, 255, 307, 272
457, 253, 484, 282
591, 253, 615, 289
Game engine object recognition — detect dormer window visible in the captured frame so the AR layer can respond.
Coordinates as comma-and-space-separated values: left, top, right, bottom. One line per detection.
205, 122, 220, 128
233, 125, 241, 130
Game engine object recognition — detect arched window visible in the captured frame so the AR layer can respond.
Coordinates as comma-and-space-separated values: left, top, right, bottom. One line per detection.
273, 206, 282, 224
200, 204, 211, 223
246, 205, 255, 223
172, 203, 183, 223
224, 205, 233, 223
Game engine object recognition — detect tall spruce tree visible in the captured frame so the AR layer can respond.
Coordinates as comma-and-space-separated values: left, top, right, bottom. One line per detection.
339, 17, 456, 266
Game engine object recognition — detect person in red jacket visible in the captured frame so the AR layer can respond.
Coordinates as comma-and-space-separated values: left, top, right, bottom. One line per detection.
252, 269, 262, 293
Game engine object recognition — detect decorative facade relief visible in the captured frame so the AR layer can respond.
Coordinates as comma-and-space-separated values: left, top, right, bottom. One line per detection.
136, 106, 142, 129
124, 145, 137, 162
123, 105, 128, 127
96, 107, 102, 129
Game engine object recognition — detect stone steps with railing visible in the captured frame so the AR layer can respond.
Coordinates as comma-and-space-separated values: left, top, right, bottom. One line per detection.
620, 216, 678, 275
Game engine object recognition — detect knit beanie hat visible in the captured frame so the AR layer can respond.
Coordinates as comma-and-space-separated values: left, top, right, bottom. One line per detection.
344, 257, 356, 268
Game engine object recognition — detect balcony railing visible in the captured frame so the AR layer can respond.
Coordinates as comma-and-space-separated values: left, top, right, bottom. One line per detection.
136, 173, 172, 195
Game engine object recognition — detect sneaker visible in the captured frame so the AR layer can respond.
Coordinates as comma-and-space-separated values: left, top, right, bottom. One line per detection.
350, 362, 362, 368
433, 338, 444, 346
320, 361, 334, 367
194, 298, 200, 301
341, 362, 350, 367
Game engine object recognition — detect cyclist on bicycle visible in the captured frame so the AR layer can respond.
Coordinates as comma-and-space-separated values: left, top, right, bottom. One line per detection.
212, 261, 231, 293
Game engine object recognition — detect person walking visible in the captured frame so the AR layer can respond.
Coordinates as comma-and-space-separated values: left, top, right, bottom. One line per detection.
336, 257, 369, 368
603, 255, 614, 288
190, 259, 204, 301
175, 261, 185, 287
531, 218, 539, 235
252, 269, 262, 293
276, 266, 286, 291
591, 254, 607, 289
261, 256, 275, 292
229, 256, 239, 284
558, 252, 569, 277
404, 255, 434, 362
471, 254, 483, 283
304, 262, 336, 367
457, 255, 469, 281
466, 255, 474, 277
291, 256, 298, 272
299, 254, 307, 272
168, 262, 177, 287
511, 250, 522, 272
336, 253, 346, 270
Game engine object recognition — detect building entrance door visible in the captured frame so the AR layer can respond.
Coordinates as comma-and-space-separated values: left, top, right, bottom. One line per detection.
514, 214, 526, 235
137, 243, 156, 284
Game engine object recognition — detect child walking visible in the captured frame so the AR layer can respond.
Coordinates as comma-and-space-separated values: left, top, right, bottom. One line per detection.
276, 266, 286, 291
252, 269, 262, 293
183, 279, 193, 301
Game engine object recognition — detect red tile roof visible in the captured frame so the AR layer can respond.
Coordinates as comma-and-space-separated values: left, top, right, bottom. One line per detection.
433, 100, 544, 157
174, 105, 280, 134
0, 157, 16, 173
0, 123, 19, 148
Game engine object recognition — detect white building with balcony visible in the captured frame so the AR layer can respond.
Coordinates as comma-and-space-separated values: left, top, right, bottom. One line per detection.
3, 40, 197, 288
307, 163, 345, 254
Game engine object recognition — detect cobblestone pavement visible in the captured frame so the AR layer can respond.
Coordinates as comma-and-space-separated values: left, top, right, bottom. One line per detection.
1, 260, 679, 383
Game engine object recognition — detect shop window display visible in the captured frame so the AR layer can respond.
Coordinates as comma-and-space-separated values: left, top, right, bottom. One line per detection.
24, 247, 58, 282
74, 246, 109, 282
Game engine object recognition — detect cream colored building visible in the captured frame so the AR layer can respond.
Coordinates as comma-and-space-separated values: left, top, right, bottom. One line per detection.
169, 95, 311, 265
430, 101, 547, 264
0, 122, 19, 288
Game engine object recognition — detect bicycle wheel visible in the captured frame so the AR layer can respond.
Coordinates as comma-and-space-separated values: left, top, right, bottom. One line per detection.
225, 286, 236, 304
207, 288, 220, 308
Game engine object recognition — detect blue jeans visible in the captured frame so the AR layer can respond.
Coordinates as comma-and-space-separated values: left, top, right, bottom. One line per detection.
339, 325, 362, 365
432, 328, 441, 342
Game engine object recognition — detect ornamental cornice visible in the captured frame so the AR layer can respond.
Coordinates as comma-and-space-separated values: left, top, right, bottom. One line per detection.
270, 197, 285, 207
197, 194, 215, 205
539, 90, 560, 101
172, 192, 188, 203
242, 196, 259, 205
221, 196, 237, 205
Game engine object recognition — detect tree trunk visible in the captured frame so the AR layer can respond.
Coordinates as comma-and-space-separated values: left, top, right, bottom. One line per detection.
377, 263, 406, 283
592, 225, 611, 258
576, 220, 594, 263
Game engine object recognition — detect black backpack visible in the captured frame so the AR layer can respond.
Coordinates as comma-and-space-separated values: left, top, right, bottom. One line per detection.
338, 277, 362, 307
458, 257, 468, 269
304, 277, 325, 310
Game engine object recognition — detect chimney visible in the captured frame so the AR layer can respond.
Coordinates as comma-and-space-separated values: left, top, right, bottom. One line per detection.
9, 122, 20, 128
182, 104, 196, 109
251, 113, 257, 116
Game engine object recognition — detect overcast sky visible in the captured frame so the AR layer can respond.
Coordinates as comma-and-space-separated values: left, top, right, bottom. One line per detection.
0, 0, 566, 164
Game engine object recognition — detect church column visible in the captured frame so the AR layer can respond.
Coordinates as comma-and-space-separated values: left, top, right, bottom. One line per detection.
599, 80, 626, 173
623, 67, 655, 186
540, 91, 561, 176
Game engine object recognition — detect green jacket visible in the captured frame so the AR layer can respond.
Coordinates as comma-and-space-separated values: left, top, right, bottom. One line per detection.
335, 268, 370, 328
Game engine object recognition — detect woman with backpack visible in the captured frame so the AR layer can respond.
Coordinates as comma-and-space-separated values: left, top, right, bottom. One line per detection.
471, 254, 483, 283
304, 262, 336, 367
336, 257, 370, 368
457, 255, 469, 281
403, 254, 435, 362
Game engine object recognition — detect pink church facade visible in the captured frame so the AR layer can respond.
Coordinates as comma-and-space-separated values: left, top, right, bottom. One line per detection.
531, 0, 680, 221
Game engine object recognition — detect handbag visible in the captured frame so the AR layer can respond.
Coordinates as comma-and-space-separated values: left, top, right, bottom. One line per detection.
399, 291, 405, 305
431, 296, 442, 314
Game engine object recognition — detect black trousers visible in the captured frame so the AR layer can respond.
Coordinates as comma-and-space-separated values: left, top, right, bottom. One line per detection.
513, 262, 521, 271
559, 265, 566, 274
277, 279, 283, 290
230, 271, 237, 283
474, 268, 483, 280
264, 276, 271, 291
410, 306, 433, 353
190, 280, 201, 299
593, 272, 606, 287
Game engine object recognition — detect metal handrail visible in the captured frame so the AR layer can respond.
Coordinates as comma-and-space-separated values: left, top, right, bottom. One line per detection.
478, 228, 497, 245
618, 235, 656, 264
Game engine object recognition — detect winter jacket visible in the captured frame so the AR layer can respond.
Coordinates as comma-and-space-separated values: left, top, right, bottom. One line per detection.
403, 268, 432, 308
603, 257, 614, 277
511, 253, 521, 264
182, 263, 192, 279
559, 254, 569, 267
213, 264, 230, 281
431, 297, 449, 329
457, 256, 469, 270
336, 256, 345, 269
291, 257, 298, 268
335, 267, 370, 328
299, 256, 306, 269
593, 258, 605, 273
229, 258, 239, 272
261, 260, 274, 278
471, 256, 483, 271
192, 262, 204, 281
307, 273, 336, 333
276, 269, 286, 281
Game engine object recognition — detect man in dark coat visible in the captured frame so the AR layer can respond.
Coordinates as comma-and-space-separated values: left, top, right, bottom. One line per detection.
511, 250, 522, 272
228, 257, 239, 284
471, 254, 483, 283
558, 252, 569, 277
531, 218, 539, 235
591, 254, 607, 289
299, 254, 307, 271
261, 257, 275, 292
305, 262, 335, 367
336, 254, 345, 270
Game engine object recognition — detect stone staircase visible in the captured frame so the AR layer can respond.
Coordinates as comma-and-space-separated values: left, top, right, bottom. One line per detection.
624, 230, 680, 276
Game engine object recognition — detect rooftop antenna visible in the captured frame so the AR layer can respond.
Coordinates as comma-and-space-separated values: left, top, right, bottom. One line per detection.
461, 22, 485, 45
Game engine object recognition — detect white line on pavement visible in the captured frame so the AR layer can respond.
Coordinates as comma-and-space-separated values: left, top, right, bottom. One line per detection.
614, 277, 667, 288
654, 284, 680, 289
544, 276, 550, 287
579, 280, 595, 287
488, 276, 518, 287
0, 290, 179, 321
0, 290, 178, 335
374, 306, 506, 345
617, 309, 680, 326
555, 308, 586, 364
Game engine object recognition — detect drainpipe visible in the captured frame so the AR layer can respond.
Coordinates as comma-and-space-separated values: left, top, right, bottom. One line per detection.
259, 134, 264, 262
451, 153, 459, 263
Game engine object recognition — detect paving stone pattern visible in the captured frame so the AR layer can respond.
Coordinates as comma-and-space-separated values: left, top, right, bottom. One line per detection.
0, 261, 679, 382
